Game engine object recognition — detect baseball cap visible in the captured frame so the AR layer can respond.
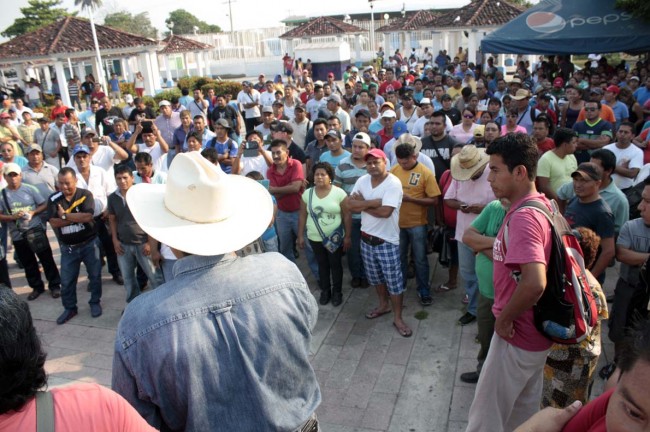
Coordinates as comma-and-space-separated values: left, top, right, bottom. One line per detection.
272, 100, 284, 107
539, 93, 552, 101
327, 94, 341, 104
36, 117, 49, 123
630, 76, 640, 82
590, 87, 604, 95
381, 109, 397, 119
355, 109, 371, 119
72, 144, 90, 156
3, 163, 21, 176
327, 72, 335, 78
262, 105, 274, 114
352, 132, 371, 146
473, 124, 485, 138
419, 97, 432, 105
510, 77, 522, 85
380, 101, 395, 111
392, 121, 408, 139
124, 94, 134, 103
294, 103, 305, 112
553, 77, 564, 88
215, 118, 231, 129
351, 67, 359, 73
325, 129, 342, 140
81, 127, 96, 138
26, 144, 43, 153
158, 100, 171, 107
273, 122, 293, 134
364, 148, 387, 161
0, 113, 9, 119
242, 80, 252, 87
605, 85, 620, 95
571, 162, 603, 182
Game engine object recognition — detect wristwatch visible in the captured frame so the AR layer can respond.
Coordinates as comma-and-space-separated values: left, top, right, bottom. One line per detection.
61, 214, 67, 220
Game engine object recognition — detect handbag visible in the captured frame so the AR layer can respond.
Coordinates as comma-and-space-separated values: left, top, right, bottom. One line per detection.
2, 189, 50, 255
308, 188, 344, 254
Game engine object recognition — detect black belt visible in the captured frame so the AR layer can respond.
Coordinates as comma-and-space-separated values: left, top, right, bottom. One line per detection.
62, 236, 96, 250
361, 231, 385, 246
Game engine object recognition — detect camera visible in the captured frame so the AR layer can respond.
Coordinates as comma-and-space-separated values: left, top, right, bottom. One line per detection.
243, 141, 259, 157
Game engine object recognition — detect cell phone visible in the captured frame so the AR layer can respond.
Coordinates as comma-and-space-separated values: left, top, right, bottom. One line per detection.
243, 140, 259, 158
141, 120, 153, 128
91, 137, 101, 143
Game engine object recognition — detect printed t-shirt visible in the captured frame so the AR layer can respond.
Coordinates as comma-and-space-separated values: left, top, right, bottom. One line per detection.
301, 186, 347, 242
390, 162, 441, 228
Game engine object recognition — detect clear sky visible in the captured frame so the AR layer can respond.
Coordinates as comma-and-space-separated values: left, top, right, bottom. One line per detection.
1, 0, 473, 41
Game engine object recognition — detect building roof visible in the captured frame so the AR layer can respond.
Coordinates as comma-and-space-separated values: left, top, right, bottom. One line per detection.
376, 10, 440, 32
0, 16, 158, 63
159, 34, 212, 54
435, 0, 525, 28
279, 16, 365, 39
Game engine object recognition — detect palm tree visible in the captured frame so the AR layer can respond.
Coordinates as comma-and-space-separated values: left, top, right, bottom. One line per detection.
75, 0, 106, 90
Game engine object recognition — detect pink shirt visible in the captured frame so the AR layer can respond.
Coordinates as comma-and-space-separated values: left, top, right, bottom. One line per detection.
444, 166, 495, 242
0, 383, 156, 432
501, 125, 527, 135
492, 192, 553, 352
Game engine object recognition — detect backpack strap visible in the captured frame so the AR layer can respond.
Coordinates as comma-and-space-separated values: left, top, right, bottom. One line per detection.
503, 199, 554, 248
208, 137, 217, 149
36, 391, 55, 432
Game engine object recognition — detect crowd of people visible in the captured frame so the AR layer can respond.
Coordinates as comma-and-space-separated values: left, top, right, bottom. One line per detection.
1, 51, 650, 431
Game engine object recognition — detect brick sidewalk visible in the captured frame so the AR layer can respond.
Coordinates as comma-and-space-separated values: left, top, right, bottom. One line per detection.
14, 238, 615, 432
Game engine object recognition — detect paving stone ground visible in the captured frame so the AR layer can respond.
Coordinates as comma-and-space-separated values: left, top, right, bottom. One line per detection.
14, 234, 615, 432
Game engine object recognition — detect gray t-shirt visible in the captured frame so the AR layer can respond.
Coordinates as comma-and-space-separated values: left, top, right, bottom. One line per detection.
0, 184, 45, 241
617, 218, 650, 285
33, 127, 60, 160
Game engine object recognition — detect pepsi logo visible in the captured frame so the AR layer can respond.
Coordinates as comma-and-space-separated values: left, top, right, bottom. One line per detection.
526, 12, 566, 34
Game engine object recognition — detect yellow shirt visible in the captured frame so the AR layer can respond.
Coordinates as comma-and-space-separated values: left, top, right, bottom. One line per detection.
0, 125, 23, 156
18, 123, 39, 146
447, 86, 463, 102
390, 162, 441, 228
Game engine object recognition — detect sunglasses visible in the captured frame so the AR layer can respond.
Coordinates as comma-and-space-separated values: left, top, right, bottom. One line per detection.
463, 114, 474, 119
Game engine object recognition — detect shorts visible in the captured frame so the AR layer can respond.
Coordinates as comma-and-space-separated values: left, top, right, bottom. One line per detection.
361, 240, 403, 295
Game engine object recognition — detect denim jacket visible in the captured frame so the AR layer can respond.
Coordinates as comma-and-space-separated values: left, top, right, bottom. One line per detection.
112, 252, 321, 431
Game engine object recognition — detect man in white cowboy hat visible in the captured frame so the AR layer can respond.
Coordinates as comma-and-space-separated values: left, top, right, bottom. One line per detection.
112, 152, 321, 431
510, 88, 539, 135
444, 145, 495, 326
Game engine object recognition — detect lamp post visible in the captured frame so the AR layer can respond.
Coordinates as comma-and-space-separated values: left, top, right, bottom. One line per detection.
369, 0, 375, 55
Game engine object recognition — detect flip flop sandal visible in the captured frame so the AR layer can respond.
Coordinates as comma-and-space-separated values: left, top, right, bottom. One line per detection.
434, 283, 457, 293
393, 322, 413, 338
365, 308, 391, 319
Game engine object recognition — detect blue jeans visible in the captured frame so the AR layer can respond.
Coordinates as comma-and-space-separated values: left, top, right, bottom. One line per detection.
458, 241, 479, 316
116, 243, 161, 303
347, 218, 365, 279
59, 237, 102, 311
276, 210, 318, 279
399, 225, 430, 297
263, 236, 279, 253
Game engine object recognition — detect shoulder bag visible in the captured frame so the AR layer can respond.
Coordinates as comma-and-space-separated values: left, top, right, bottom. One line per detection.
308, 188, 344, 254
2, 189, 50, 255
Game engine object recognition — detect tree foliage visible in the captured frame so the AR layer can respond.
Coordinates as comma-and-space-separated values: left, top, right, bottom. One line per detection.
1, 0, 74, 38
104, 11, 158, 39
616, 0, 650, 21
508, 0, 534, 8
164, 9, 221, 36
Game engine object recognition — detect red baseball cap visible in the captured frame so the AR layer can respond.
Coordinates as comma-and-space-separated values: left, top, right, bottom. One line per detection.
327, 72, 335, 78
553, 77, 564, 88
605, 85, 620, 95
364, 148, 387, 161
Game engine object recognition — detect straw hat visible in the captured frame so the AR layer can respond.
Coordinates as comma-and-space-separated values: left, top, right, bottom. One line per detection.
126, 152, 273, 256
450, 145, 489, 181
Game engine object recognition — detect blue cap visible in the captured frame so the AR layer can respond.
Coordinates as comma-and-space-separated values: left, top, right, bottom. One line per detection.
393, 121, 409, 139
72, 144, 90, 156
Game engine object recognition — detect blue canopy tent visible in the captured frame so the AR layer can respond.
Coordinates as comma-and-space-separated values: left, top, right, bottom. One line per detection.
481, 0, 650, 54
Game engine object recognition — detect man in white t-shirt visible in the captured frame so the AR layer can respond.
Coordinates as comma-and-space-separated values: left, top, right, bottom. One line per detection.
66, 128, 128, 179
232, 130, 273, 178
187, 89, 209, 120
347, 148, 411, 338
237, 81, 261, 133
603, 122, 643, 190
128, 122, 169, 172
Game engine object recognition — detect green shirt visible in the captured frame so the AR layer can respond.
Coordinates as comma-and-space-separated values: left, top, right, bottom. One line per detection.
470, 200, 507, 299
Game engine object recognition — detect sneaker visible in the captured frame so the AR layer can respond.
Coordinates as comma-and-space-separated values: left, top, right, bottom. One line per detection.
458, 312, 476, 326
331, 293, 343, 307
461, 294, 469, 304
90, 303, 103, 318
50, 287, 61, 299
56, 308, 78, 325
112, 273, 124, 285
27, 289, 43, 301
420, 295, 433, 306
351, 277, 361, 288
460, 371, 480, 383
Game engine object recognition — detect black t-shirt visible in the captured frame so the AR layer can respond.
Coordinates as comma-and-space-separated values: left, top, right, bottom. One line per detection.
128, 107, 156, 123
288, 141, 306, 164
420, 134, 460, 177
441, 108, 461, 125
210, 105, 238, 129
47, 188, 96, 245
81, 81, 94, 95
95, 107, 125, 136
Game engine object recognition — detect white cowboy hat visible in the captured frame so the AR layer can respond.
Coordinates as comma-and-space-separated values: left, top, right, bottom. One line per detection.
126, 152, 273, 256
450, 145, 489, 182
